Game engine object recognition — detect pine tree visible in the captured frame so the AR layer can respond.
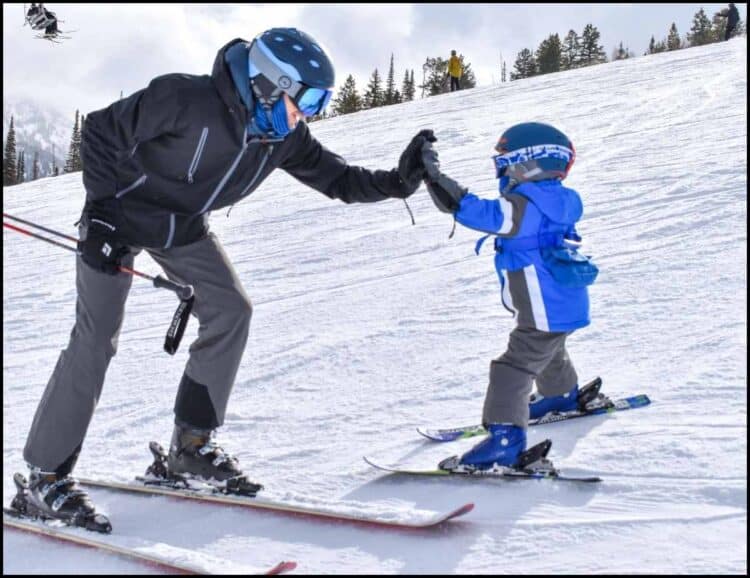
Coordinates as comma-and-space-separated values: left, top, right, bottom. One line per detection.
51, 143, 59, 177
688, 8, 713, 46
612, 41, 632, 61
561, 30, 581, 69
4, 116, 18, 186
401, 69, 416, 102
458, 55, 477, 89
510, 48, 537, 80
32, 150, 40, 181
420, 57, 450, 96
667, 23, 682, 51
331, 74, 363, 115
536, 33, 562, 74
647, 34, 667, 54
501, 60, 507, 82
431, 56, 449, 95
401, 69, 410, 101
64, 109, 83, 173
17, 149, 25, 184
363, 68, 384, 108
579, 24, 607, 66
383, 54, 397, 105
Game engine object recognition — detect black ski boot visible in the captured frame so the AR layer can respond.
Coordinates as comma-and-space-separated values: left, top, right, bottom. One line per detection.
163, 424, 263, 496
10, 470, 111, 533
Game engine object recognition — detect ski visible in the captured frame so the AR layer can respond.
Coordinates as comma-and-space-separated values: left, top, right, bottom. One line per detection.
418, 384, 651, 442
33, 34, 71, 43
364, 439, 601, 483
3, 509, 296, 574
364, 457, 601, 483
76, 476, 474, 530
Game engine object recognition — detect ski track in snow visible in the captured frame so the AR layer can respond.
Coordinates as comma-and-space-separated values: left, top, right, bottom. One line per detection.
3, 39, 747, 573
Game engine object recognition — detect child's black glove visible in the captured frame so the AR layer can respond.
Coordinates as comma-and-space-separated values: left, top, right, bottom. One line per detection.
421, 140, 467, 214
396, 129, 437, 198
78, 216, 130, 275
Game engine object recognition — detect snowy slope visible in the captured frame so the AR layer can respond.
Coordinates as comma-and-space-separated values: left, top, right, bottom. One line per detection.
3, 38, 747, 574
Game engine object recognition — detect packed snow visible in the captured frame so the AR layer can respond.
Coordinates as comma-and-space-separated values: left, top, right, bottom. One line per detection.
3, 38, 747, 574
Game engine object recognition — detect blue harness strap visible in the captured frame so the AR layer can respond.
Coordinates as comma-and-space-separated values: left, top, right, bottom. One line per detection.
494, 232, 563, 253
475, 232, 564, 255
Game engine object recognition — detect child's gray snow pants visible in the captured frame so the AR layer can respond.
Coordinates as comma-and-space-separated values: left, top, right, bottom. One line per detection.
482, 325, 579, 428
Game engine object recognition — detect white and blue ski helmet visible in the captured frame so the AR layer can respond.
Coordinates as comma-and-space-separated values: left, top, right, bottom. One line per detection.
248, 28, 335, 117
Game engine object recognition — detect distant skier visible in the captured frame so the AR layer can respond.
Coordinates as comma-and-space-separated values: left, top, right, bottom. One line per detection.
42, 5, 59, 37
17, 28, 432, 529
447, 50, 462, 92
717, 3, 740, 41
26, 3, 58, 36
419, 122, 600, 471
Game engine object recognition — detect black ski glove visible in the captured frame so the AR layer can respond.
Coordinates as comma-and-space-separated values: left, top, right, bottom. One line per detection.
395, 129, 438, 198
78, 215, 130, 275
421, 140, 468, 214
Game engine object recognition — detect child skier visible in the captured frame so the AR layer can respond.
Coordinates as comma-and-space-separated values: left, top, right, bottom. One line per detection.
420, 122, 600, 470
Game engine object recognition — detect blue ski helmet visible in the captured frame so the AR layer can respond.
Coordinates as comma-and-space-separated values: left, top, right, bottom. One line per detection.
248, 28, 335, 117
493, 122, 575, 192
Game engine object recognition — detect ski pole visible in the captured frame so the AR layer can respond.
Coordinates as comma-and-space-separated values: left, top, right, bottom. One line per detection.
3, 216, 194, 301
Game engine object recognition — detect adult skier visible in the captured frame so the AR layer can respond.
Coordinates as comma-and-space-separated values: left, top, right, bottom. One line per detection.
447, 49, 462, 92
17, 28, 432, 529
717, 3, 741, 41
419, 123, 599, 471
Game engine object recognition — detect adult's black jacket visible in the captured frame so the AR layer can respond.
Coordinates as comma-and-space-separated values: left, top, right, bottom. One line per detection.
81, 38, 407, 249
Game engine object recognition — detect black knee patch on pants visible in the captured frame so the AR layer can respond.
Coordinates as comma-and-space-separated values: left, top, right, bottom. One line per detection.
55, 443, 82, 477
174, 374, 219, 429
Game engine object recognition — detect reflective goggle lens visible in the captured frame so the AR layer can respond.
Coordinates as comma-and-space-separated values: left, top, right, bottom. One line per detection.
295, 87, 333, 116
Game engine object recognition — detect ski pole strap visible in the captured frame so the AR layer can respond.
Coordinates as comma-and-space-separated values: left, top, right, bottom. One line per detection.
164, 295, 194, 355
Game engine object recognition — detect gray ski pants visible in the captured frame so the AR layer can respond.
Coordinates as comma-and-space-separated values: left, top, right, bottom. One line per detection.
482, 325, 578, 428
23, 232, 252, 473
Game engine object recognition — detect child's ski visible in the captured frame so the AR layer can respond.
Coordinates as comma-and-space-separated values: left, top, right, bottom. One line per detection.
417, 393, 651, 442
365, 439, 601, 483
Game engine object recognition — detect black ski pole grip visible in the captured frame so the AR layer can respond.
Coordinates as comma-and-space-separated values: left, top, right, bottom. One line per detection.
153, 275, 194, 300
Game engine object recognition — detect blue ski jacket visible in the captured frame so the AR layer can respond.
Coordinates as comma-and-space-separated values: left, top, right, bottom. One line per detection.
455, 180, 590, 332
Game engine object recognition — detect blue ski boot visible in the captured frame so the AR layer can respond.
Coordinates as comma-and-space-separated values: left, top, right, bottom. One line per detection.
530, 378, 608, 420
529, 385, 578, 420
457, 424, 527, 469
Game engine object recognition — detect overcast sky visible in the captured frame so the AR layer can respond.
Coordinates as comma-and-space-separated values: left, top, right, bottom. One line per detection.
3, 3, 746, 121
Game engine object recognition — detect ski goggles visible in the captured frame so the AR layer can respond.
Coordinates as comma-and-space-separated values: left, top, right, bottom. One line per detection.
493, 144, 575, 178
293, 86, 333, 116
248, 39, 333, 117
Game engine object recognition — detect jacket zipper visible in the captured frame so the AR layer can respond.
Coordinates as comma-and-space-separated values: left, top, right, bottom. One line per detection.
238, 145, 272, 199
115, 174, 147, 198
164, 214, 176, 249
196, 141, 249, 215
187, 127, 209, 184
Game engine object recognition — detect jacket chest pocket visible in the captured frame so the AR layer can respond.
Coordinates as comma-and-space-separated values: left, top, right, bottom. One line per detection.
186, 127, 209, 183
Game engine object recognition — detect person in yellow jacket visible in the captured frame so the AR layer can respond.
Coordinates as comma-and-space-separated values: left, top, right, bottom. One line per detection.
447, 50, 462, 91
